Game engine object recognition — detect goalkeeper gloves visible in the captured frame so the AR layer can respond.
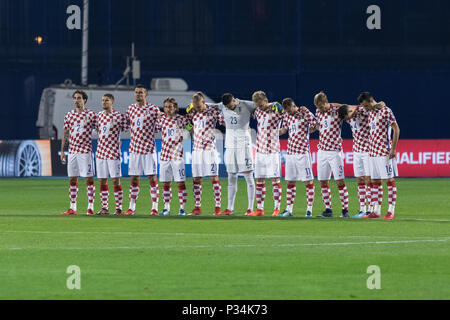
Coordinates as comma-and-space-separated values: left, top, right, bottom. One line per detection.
271, 102, 284, 114
186, 103, 194, 114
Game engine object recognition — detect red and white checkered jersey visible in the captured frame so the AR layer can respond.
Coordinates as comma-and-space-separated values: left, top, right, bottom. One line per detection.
64, 108, 97, 154
315, 104, 344, 151
253, 108, 284, 154
96, 110, 128, 160
369, 105, 397, 157
347, 105, 370, 153
126, 103, 160, 154
188, 105, 225, 151
156, 113, 189, 161
282, 109, 317, 155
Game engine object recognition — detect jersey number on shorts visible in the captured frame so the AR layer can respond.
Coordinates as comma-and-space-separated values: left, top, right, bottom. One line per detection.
385, 165, 392, 175
305, 167, 311, 176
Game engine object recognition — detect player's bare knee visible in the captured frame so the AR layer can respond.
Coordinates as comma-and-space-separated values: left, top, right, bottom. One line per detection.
69, 177, 78, 184
130, 176, 139, 184
193, 177, 202, 183
210, 176, 219, 182
112, 178, 120, 186
320, 180, 329, 187
335, 179, 345, 187
99, 178, 108, 185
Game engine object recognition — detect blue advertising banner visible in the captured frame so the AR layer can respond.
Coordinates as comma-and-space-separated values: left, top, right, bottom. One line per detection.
89, 139, 227, 178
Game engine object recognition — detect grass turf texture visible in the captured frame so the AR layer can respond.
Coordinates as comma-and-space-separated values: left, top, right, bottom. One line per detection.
0, 177, 449, 299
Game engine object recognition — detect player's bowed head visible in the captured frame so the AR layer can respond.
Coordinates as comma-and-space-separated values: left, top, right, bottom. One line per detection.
191, 91, 207, 112
313, 91, 330, 113
358, 91, 386, 111
221, 93, 238, 110
337, 104, 357, 121
252, 90, 270, 110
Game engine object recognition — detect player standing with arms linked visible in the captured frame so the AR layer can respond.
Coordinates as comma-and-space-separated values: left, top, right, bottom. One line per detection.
278, 98, 317, 217
204, 93, 257, 216
337, 101, 385, 218
248, 91, 284, 217
358, 92, 399, 219
156, 97, 190, 216
60, 90, 97, 215
312, 91, 349, 218
123, 85, 162, 216
95, 94, 128, 215
187, 92, 225, 216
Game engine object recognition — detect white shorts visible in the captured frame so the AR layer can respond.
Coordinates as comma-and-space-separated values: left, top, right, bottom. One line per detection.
96, 158, 122, 179
285, 153, 314, 182
255, 152, 281, 179
159, 159, 186, 182
192, 150, 220, 177
317, 150, 345, 181
224, 145, 254, 173
353, 152, 370, 177
369, 156, 398, 180
68, 153, 94, 178
128, 152, 157, 176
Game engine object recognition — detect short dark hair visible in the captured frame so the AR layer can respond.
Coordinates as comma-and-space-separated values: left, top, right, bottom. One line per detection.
135, 84, 147, 91
338, 105, 349, 120
282, 98, 295, 109
221, 93, 234, 106
103, 93, 114, 101
358, 91, 372, 104
72, 90, 88, 103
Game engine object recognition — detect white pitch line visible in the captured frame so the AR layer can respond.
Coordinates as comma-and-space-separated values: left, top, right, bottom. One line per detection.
1, 230, 448, 240
2, 237, 449, 251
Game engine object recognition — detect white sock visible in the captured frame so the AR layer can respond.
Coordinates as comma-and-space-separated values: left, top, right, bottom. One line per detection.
374, 204, 381, 215
388, 204, 395, 214
70, 202, 77, 211
87, 202, 93, 210
287, 204, 293, 213
227, 173, 238, 211
164, 203, 170, 211
360, 205, 367, 213
129, 200, 136, 211
306, 205, 313, 213
152, 202, 158, 211
243, 172, 255, 211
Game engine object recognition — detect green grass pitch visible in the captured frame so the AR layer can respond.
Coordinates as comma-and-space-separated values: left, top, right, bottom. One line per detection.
0, 177, 449, 299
